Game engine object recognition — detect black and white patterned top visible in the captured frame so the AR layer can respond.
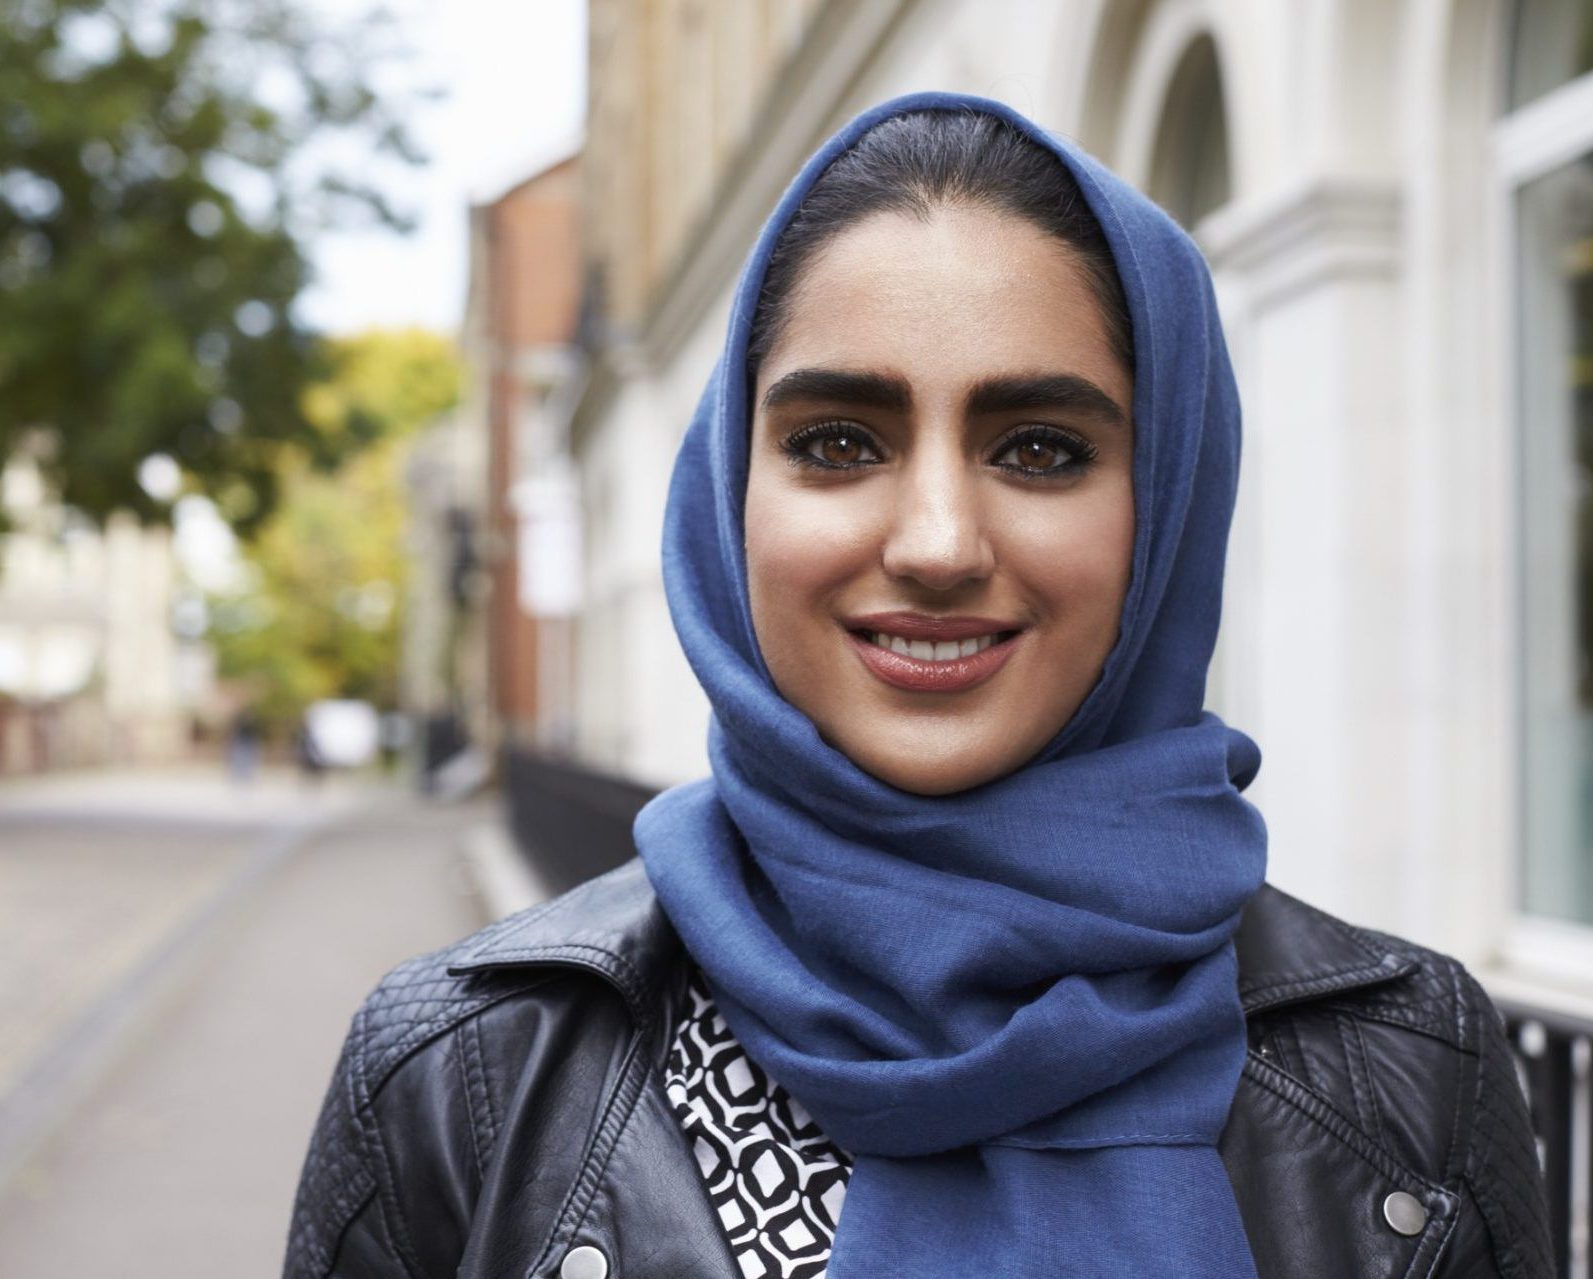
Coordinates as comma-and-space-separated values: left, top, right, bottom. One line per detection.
664, 966, 854, 1278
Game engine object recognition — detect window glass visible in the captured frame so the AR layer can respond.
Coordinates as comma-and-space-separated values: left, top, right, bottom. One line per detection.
1507, 0, 1593, 111
1147, 36, 1230, 230
1519, 152, 1593, 925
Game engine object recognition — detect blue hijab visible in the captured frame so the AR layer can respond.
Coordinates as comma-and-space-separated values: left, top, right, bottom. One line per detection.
634, 91, 1267, 1278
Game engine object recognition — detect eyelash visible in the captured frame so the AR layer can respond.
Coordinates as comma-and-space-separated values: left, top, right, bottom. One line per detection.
779, 420, 1100, 480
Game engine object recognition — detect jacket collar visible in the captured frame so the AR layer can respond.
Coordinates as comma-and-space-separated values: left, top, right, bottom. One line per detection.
449, 858, 681, 1020
450, 860, 1419, 1018
1233, 882, 1419, 1013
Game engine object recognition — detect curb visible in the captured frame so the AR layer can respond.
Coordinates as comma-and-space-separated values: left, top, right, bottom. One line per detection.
459, 820, 549, 919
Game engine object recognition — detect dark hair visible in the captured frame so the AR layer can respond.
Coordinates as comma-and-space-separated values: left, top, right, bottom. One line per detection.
747, 109, 1135, 380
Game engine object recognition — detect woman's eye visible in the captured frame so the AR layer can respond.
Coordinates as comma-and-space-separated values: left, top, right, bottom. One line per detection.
782, 424, 881, 470
992, 429, 1095, 477
1008, 439, 1065, 469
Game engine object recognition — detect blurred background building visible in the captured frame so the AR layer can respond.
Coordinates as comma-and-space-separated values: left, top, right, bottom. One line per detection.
0, 448, 208, 771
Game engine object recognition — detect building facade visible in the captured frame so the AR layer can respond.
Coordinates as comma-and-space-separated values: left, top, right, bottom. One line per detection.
520, 6, 1593, 1259
412, 153, 585, 780
560, 0, 1593, 1022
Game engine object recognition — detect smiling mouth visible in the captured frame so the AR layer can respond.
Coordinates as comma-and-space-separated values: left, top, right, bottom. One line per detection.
844, 627, 1025, 692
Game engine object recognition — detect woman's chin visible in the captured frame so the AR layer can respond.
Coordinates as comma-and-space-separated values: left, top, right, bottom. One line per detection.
824, 728, 1031, 797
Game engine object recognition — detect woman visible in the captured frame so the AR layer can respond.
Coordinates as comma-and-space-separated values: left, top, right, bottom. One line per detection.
284, 93, 1552, 1279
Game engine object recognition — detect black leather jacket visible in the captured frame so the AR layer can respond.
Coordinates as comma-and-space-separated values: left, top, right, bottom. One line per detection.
284, 859, 1553, 1278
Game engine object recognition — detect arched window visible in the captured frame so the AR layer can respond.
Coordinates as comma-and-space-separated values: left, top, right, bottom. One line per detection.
1145, 34, 1231, 230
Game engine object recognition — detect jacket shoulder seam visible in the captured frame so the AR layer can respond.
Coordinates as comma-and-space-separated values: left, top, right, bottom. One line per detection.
458, 1015, 500, 1171
452, 1022, 489, 1181
348, 953, 557, 1109
305, 1184, 379, 1279
1454, 967, 1554, 1278
351, 997, 430, 1279
1442, 961, 1472, 1185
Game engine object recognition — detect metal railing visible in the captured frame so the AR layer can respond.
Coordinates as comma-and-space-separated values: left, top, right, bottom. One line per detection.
502, 745, 657, 897
1500, 1002, 1593, 1278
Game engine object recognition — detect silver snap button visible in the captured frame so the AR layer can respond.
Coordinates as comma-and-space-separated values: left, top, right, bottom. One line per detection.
1382, 1191, 1427, 1236
560, 1244, 609, 1279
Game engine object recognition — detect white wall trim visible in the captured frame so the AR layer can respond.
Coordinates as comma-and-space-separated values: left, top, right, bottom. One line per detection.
1199, 177, 1402, 312
1492, 70, 1593, 185
1487, 919, 1593, 1022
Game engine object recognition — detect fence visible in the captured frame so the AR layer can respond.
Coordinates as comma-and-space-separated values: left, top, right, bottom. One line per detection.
1500, 1001, 1592, 1278
502, 745, 655, 896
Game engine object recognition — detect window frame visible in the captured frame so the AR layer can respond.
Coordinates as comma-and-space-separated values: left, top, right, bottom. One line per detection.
1495, 66, 1593, 986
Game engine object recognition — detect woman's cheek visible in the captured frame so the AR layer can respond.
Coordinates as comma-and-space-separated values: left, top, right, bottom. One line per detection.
999, 495, 1131, 651
748, 488, 876, 680
750, 486, 875, 590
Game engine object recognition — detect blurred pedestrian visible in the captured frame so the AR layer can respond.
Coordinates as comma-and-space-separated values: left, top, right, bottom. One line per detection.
225, 706, 261, 785
285, 95, 1551, 1278
294, 716, 326, 787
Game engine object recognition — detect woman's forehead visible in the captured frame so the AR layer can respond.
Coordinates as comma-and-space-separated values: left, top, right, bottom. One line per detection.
754, 206, 1132, 418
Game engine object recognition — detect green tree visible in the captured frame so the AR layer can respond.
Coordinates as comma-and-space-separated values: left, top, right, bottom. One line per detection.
0, 0, 428, 533
208, 327, 459, 731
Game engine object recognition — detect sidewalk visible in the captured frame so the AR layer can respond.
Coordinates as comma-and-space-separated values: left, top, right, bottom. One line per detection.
0, 766, 365, 1175
0, 766, 507, 1275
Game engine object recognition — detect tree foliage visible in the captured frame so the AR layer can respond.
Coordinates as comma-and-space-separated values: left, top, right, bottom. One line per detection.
208, 327, 459, 731
301, 326, 464, 461
0, 0, 427, 533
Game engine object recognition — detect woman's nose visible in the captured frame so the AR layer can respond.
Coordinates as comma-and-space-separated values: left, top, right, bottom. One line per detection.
879, 456, 996, 591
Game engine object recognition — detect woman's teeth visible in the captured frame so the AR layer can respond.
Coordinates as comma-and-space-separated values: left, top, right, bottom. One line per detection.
867, 632, 998, 661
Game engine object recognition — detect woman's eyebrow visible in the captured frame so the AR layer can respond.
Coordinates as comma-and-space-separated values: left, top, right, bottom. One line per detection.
758, 367, 1128, 429
759, 368, 912, 412
964, 374, 1128, 427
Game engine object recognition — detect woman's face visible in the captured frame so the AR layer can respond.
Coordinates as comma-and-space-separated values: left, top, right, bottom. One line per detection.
745, 204, 1136, 795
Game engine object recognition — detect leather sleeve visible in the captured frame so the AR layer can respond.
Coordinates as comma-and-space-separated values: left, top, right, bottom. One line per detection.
282, 1013, 401, 1278
1451, 974, 1555, 1279
282, 956, 497, 1278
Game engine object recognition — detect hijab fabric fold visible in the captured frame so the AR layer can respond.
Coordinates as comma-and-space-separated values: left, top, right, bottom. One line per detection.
633, 92, 1267, 1277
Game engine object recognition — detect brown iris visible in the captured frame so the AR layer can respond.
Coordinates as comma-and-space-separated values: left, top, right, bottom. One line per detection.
818, 434, 866, 465
1013, 438, 1060, 470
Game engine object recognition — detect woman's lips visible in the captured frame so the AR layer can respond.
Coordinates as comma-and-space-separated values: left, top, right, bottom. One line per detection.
845, 628, 1024, 693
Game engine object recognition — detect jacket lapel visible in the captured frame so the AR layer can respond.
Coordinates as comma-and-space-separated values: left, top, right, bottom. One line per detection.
1233, 883, 1419, 1015
448, 858, 679, 1025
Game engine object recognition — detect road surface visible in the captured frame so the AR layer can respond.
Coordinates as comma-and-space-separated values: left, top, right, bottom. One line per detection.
0, 767, 499, 1276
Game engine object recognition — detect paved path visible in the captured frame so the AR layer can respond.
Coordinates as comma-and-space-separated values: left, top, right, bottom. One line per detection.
0, 768, 499, 1277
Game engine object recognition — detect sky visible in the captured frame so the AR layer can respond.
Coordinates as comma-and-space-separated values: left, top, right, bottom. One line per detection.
175, 0, 585, 586
295, 0, 587, 335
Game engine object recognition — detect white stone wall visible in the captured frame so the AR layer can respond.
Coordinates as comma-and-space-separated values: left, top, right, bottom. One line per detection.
573, 0, 1578, 991
0, 462, 192, 767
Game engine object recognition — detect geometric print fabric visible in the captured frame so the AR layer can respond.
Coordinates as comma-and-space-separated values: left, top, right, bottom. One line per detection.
663, 966, 854, 1278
